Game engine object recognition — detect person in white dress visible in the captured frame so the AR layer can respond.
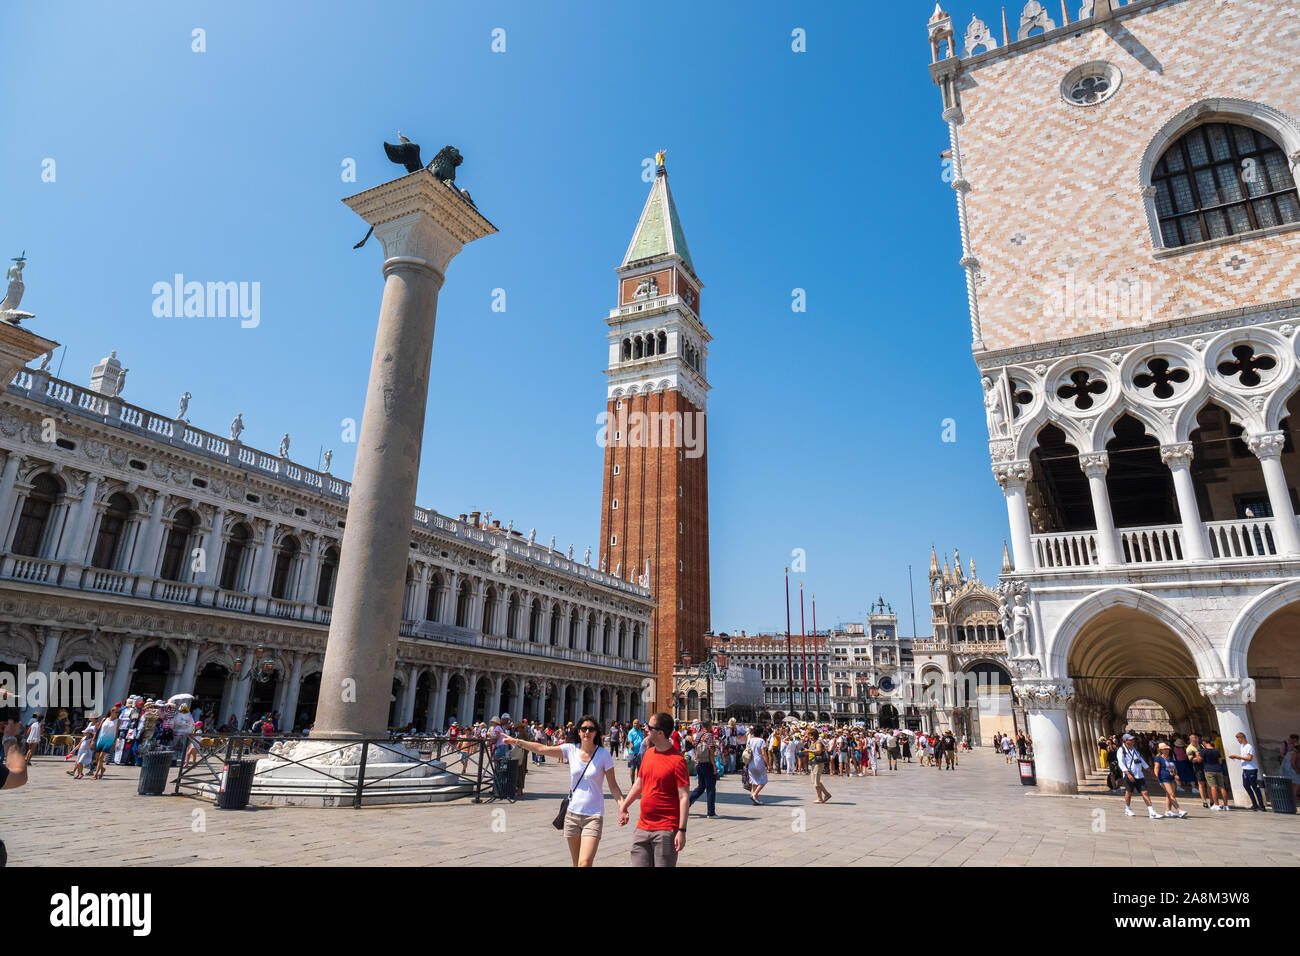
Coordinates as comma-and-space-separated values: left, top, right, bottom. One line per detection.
746, 729, 769, 804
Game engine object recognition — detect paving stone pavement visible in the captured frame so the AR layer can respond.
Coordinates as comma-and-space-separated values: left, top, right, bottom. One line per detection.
6, 749, 1297, 866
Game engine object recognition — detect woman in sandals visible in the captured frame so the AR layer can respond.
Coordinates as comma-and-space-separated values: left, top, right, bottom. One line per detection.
745, 726, 769, 804
506, 714, 625, 867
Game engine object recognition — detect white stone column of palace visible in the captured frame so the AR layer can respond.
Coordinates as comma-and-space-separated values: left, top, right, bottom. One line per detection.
430, 671, 450, 732
312, 168, 495, 741
171, 642, 201, 699
994, 460, 1035, 571
1065, 706, 1087, 782
1160, 443, 1210, 560
23, 627, 61, 721
132, 492, 167, 575
59, 472, 101, 567
280, 652, 305, 730
105, 638, 136, 710
1246, 432, 1300, 554
0, 452, 24, 548
1016, 679, 1077, 794
1079, 453, 1122, 565
1200, 679, 1256, 809
491, 675, 505, 718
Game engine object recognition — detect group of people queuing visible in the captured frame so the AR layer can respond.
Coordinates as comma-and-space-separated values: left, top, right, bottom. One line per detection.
1101, 729, 1300, 816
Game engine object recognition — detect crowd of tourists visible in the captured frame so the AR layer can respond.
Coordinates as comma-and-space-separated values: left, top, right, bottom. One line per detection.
1101, 728, 1300, 817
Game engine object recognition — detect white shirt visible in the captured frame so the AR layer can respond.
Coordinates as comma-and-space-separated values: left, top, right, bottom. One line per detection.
1118, 744, 1148, 778
1238, 743, 1257, 771
560, 744, 614, 816
26, 720, 40, 743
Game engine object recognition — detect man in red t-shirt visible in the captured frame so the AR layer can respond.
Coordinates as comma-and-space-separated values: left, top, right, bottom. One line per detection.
618, 712, 689, 867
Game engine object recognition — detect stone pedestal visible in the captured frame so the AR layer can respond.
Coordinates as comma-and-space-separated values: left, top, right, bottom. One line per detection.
0, 324, 57, 390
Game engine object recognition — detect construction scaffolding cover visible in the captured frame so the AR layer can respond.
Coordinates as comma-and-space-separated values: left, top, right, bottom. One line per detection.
715, 666, 764, 709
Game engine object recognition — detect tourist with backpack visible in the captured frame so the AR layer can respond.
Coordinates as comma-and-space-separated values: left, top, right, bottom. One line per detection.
687, 719, 718, 818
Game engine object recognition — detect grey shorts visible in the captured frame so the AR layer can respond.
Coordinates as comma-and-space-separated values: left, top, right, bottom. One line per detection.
630, 829, 678, 868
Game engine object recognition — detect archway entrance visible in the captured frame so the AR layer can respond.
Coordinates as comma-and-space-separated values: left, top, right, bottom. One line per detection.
130, 647, 171, 700
246, 671, 280, 725
297, 673, 321, 730
194, 664, 228, 726
413, 673, 431, 731
879, 704, 899, 730
962, 661, 1014, 745
1245, 603, 1300, 775
1124, 698, 1173, 732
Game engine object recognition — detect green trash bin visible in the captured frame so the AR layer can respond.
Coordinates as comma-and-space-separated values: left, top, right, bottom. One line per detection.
1264, 775, 1297, 814
216, 760, 257, 810
137, 750, 174, 796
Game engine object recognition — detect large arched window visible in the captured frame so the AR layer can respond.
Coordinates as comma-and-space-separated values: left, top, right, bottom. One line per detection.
11, 474, 61, 557
91, 492, 134, 569
159, 509, 196, 581
220, 523, 251, 590
1153, 122, 1300, 248
270, 536, 299, 599
316, 545, 339, 605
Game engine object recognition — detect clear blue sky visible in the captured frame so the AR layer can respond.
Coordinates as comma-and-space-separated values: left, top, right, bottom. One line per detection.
6, 0, 1011, 637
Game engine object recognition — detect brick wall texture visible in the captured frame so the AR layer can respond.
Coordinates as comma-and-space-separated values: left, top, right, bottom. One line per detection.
953, 0, 1300, 351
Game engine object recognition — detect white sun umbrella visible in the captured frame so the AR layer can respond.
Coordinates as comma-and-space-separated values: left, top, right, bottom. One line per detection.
167, 693, 195, 705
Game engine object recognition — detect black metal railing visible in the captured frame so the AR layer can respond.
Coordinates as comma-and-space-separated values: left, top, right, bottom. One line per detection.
171, 734, 499, 808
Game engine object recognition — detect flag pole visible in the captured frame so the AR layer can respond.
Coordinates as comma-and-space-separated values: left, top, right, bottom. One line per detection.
799, 582, 808, 715
784, 568, 794, 720
812, 592, 820, 719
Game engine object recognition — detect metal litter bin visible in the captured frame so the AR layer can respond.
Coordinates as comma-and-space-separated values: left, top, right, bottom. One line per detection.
137, 749, 174, 795
216, 760, 257, 810
1017, 757, 1037, 787
1264, 775, 1297, 814
493, 757, 518, 800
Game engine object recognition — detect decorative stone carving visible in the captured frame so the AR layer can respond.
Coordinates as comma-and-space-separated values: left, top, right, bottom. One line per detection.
1079, 451, 1109, 476
1014, 678, 1073, 709
1017, 1, 1055, 40
1246, 431, 1286, 460
996, 579, 1033, 657
982, 376, 1009, 438
1159, 442, 1194, 468
230, 413, 244, 442
992, 459, 1033, 487
1197, 678, 1256, 705
963, 15, 997, 56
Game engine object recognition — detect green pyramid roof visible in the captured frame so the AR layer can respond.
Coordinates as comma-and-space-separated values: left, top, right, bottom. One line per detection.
622, 169, 695, 275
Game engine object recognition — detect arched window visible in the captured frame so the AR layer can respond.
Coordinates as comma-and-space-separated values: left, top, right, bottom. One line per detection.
482, 585, 496, 633
569, 613, 578, 648
456, 580, 472, 628
586, 616, 596, 652
1153, 122, 1300, 248
426, 571, 443, 621
634, 336, 643, 359
159, 509, 196, 581
91, 492, 133, 570
622, 339, 632, 361
316, 545, 339, 605
220, 523, 250, 590
632, 625, 642, 660
549, 605, 560, 645
507, 592, 520, 638
11, 474, 61, 557
270, 536, 299, 599
645, 334, 656, 357
657, 331, 667, 354
529, 599, 541, 642
602, 620, 611, 655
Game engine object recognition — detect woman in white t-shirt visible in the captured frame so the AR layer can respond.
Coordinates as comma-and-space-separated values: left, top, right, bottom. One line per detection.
506, 713, 625, 867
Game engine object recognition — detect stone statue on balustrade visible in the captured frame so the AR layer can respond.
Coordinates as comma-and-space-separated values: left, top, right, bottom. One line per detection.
527, 527, 535, 545
1, 253, 35, 325
279, 433, 290, 458
230, 413, 245, 441
177, 391, 191, 419
323, 449, 333, 473
584, 546, 591, 566
567, 544, 574, 560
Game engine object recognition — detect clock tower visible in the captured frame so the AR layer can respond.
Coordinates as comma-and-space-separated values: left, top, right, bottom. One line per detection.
600, 155, 711, 714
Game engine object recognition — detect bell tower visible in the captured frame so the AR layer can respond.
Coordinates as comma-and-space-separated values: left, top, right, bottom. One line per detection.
599, 154, 711, 714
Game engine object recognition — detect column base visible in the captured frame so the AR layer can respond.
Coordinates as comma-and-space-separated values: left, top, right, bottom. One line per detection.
1034, 777, 1079, 796
219, 738, 479, 808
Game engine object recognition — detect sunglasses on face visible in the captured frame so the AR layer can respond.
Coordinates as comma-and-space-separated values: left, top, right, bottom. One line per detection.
579, 726, 598, 733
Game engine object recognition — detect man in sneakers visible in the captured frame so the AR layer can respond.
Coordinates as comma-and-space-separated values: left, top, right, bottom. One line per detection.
1198, 736, 1230, 811
1118, 733, 1162, 819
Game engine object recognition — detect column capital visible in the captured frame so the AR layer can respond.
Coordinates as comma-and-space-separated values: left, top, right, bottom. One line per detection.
1159, 442, 1194, 468
992, 459, 1033, 488
1013, 678, 1074, 711
1079, 451, 1109, 477
1245, 431, 1287, 461
1197, 677, 1256, 707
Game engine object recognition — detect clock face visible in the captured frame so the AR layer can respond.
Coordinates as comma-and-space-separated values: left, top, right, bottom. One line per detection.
880, 676, 895, 692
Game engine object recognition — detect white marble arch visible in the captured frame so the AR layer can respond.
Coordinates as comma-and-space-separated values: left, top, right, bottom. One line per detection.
1043, 586, 1225, 682
1223, 577, 1300, 677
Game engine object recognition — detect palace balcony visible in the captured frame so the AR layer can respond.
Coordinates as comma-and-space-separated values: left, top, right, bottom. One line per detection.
1030, 515, 1284, 570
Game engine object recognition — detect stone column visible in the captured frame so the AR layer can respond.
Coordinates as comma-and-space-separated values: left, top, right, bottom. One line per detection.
202, 506, 227, 588
1016, 678, 1077, 795
0, 452, 25, 550
1246, 432, 1300, 554
1161, 443, 1210, 560
23, 627, 62, 721
1065, 706, 1087, 782
229, 653, 254, 729
1080, 452, 1122, 565
993, 460, 1035, 571
280, 653, 304, 732
132, 491, 167, 575
431, 670, 450, 732
1200, 679, 1256, 808
556, 683, 568, 726
490, 674, 504, 717
472, 580, 487, 634
398, 665, 420, 727
248, 521, 277, 597
297, 532, 322, 605
538, 679, 549, 724
59, 472, 101, 565
172, 642, 201, 698
105, 638, 136, 709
